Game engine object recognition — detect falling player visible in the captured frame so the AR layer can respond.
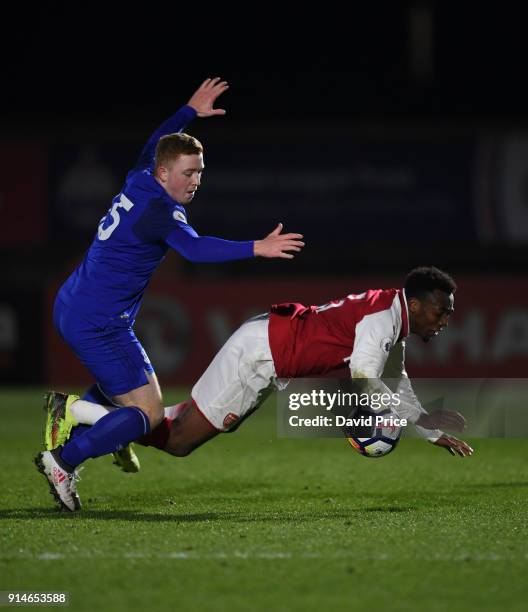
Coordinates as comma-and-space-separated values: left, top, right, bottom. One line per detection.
43, 266, 472, 511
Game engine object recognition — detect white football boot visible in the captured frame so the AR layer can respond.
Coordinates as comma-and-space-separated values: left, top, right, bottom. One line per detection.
34, 450, 82, 512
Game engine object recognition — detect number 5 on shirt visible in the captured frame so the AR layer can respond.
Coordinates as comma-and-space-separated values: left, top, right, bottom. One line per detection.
98, 194, 134, 241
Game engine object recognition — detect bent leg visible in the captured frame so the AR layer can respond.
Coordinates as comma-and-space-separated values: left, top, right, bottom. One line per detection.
112, 371, 164, 428
58, 372, 163, 469
139, 401, 219, 456
140, 317, 276, 457
191, 317, 276, 431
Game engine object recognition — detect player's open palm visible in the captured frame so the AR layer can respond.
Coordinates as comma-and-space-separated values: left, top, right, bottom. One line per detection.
254, 223, 305, 259
187, 77, 229, 117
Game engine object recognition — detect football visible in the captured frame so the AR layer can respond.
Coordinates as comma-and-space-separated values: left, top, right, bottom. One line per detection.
344, 408, 402, 458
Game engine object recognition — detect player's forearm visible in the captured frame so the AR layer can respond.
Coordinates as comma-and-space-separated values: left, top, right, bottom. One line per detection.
350, 368, 404, 420
350, 369, 442, 441
134, 105, 197, 171
148, 105, 197, 143
413, 424, 443, 443
395, 377, 443, 441
168, 232, 254, 263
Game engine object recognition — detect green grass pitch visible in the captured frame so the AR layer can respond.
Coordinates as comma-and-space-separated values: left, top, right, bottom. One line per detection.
0, 388, 527, 611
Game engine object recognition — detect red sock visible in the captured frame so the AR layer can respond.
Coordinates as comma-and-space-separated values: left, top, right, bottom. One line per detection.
137, 417, 172, 449
165, 401, 189, 419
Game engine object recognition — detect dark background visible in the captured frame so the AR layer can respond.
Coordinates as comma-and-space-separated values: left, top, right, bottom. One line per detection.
1, 3, 528, 384
4, 4, 528, 121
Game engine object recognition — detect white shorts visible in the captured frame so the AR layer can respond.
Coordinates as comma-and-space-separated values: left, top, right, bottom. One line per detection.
191, 317, 278, 432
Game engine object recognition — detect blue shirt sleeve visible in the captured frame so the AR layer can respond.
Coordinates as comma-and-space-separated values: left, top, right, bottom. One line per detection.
166, 223, 255, 263
133, 105, 197, 172
132, 197, 254, 262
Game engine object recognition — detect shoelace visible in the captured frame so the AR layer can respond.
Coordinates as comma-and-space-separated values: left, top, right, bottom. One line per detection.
68, 466, 84, 491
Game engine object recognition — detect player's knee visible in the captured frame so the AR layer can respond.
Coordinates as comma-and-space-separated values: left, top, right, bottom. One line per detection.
138, 403, 164, 429
167, 442, 195, 457
148, 409, 164, 429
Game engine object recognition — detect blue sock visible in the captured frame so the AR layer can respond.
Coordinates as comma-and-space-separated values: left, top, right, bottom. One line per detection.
60, 407, 150, 468
70, 424, 90, 441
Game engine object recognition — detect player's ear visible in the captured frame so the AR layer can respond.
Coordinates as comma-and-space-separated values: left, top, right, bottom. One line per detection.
157, 165, 168, 182
407, 297, 421, 314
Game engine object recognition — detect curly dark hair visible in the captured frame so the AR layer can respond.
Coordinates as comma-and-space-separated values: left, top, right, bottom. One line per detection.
404, 266, 457, 299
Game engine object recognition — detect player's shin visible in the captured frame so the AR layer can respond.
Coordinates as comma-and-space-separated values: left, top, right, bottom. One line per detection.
59, 406, 150, 468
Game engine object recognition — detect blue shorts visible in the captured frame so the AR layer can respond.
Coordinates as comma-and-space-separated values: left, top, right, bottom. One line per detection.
53, 298, 154, 398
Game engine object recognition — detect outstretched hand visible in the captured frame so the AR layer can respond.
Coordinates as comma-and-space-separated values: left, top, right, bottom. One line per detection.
416, 409, 466, 432
187, 77, 229, 117
432, 434, 474, 457
254, 223, 305, 259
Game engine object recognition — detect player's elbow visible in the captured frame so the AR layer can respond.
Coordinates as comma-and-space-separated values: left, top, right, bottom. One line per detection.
175, 242, 210, 264
174, 246, 199, 263
350, 368, 368, 379
350, 367, 379, 379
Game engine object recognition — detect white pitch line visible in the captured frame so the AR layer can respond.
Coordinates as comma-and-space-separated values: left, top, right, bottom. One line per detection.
1, 551, 527, 562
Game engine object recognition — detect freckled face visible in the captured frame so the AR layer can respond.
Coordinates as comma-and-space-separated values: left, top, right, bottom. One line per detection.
157, 153, 204, 204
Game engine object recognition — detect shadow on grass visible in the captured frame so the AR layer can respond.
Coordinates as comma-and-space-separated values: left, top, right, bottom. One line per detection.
458, 481, 528, 490
0, 508, 222, 522
0, 504, 418, 523
361, 506, 416, 512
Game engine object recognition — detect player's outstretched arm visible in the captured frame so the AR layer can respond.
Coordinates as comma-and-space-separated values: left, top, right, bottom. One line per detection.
253, 223, 305, 259
416, 408, 466, 432
417, 409, 473, 456
432, 434, 474, 457
133, 77, 229, 172
187, 77, 229, 117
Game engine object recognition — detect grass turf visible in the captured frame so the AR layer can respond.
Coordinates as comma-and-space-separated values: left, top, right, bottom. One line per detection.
0, 388, 527, 611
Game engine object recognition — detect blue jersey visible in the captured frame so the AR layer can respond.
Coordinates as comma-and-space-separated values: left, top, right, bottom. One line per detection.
57, 105, 254, 328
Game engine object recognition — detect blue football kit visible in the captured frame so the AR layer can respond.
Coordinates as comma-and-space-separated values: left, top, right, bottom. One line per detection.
54, 104, 254, 397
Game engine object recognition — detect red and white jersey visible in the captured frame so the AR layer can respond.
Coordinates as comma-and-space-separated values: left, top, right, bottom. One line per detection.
268, 288, 409, 379
268, 288, 442, 440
